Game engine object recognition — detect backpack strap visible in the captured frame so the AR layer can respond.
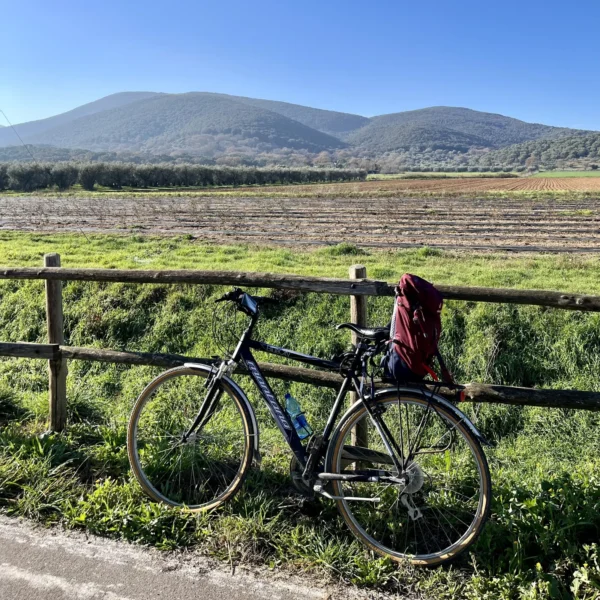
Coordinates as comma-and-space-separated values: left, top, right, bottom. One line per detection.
422, 364, 439, 381
435, 350, 455, 385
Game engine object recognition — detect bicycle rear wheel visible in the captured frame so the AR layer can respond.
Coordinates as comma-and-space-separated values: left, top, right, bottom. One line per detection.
127, 366, 254, 511
327, 392, 491, 566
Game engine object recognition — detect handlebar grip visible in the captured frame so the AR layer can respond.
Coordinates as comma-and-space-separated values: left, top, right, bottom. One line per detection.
214, 288, 244, 303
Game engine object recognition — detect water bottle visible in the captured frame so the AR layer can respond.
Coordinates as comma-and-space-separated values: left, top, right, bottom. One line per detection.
285, 393, 313, 440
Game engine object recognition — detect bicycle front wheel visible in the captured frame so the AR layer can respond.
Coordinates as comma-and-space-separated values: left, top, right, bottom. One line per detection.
327, 392, 491, 566
127, 366, 255, 511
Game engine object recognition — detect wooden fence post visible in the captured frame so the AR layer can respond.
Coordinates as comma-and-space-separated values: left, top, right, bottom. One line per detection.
349, 265, 368, 448
44, 253, 67, 432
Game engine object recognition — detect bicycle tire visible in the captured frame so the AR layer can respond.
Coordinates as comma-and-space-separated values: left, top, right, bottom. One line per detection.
327, 391, 491, 566
127, 366, 255, 511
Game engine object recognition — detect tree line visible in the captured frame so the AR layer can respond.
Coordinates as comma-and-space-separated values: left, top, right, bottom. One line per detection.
475, 132, 600, 170
0, 162, 367, 192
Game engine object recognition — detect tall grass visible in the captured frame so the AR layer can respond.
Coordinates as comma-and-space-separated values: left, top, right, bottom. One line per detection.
0, 234, 600, 597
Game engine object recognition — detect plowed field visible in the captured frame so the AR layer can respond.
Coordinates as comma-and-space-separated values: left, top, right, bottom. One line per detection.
247, 176, 600, 196
3, 191, 600, 252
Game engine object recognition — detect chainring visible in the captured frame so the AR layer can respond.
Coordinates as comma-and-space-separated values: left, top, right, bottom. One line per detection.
289, 456, 314, 497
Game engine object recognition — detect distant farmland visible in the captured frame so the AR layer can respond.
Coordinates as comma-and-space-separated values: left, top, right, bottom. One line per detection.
531, 170, 600, 178
259, 176, 600, 193
2, 188, 599, 252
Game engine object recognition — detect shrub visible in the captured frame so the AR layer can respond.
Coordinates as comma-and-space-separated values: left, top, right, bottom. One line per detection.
7, 163, 52, 191
2, 162, 367, 192
0, 164, 8, 190
96, 163, 136, 189
50, 163, 79, 190
78, 163, 104, 191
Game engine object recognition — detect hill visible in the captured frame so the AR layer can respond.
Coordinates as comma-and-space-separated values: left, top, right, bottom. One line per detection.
352, 122, 491, 153
1, 93, 595, 168
347, 107, 585, 154
476, 131, 600, 169
225, 94, 368, 135
0, 144, 199, 164
8, 93, 346, 156
0, 92, 160, 148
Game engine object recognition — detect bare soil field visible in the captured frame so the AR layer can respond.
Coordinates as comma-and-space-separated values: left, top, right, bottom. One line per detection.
247, 176, 600, 196
2, 192, 600, 252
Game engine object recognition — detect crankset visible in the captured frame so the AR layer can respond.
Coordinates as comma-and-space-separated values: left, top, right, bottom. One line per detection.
289, 456, 314, 498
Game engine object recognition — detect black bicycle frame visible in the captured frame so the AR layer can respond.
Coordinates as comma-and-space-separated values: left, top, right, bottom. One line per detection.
230, 323, 357, 470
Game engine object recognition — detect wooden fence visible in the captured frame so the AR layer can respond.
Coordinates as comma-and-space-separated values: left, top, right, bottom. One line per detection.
1, 253, 600, 432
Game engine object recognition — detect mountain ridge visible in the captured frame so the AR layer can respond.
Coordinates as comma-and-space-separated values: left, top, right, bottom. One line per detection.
0, 92, 161, 148
26, 93, 346, 155
1, 92, 596, 168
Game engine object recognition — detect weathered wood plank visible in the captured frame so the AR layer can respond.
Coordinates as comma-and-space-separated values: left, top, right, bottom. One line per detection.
1, 341, 599, 411
45, 254, 67, 432
60, 346, 213, 368
435, 285, 600, 311
0, 341, 59, 360
459, 383, 600, 411
0, 267, 389, 296
60, 346, 343, 386
0, 266, 598, 311
349, 264, 369, 448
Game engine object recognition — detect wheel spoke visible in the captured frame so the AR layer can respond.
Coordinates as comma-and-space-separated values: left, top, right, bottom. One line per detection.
129, 369, 250, 509
332, 395, 489, 564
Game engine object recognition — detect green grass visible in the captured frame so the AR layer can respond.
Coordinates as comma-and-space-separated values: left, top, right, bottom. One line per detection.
1, 232, 600, 292
367, 172, 519, 180
532, 171, 600, 178
1, 232, 600, 598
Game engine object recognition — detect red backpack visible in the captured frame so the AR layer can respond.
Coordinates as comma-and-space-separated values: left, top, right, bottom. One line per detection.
388, 274, 453, 383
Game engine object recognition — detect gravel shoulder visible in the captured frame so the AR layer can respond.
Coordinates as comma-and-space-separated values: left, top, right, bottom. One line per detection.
0, 515, 403, 600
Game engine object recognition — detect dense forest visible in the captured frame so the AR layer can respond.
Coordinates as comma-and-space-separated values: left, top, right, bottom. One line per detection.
1, 92, 597, 171
475, 132, 600, 170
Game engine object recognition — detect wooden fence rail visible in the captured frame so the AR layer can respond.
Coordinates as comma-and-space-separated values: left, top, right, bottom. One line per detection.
2, 341, 600, 413
1, 266, 600, 311
1, 255, 599, 432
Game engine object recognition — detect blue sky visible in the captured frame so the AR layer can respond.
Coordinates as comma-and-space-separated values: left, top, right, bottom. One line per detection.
2, 0, 599, 129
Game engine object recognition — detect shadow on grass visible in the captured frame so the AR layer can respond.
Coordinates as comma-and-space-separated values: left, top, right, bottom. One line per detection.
0, 388, 29, 425
473, 473, 600, 578
2, 417, 600, 595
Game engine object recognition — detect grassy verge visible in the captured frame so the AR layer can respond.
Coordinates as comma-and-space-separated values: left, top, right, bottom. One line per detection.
367, 172, 520, 180
1, 233, 600, 598
532, 171, 600, 178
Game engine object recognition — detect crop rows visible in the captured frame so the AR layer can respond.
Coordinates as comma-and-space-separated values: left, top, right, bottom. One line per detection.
2, 193, 599, 252
247, 176, 600, 196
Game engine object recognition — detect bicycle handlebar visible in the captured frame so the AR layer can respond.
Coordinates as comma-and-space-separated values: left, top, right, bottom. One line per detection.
214, 288, 262, 317
214, 288, 245, 303
215, 288, 277, 306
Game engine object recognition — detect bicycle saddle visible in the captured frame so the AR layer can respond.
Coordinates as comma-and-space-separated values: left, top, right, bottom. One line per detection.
336, 323, 389, 341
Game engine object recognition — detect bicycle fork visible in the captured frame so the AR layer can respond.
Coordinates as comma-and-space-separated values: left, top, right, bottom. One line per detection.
181, 361, 233, 442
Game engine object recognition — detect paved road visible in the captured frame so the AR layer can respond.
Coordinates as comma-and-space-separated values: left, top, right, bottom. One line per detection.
0, 516, 375, 600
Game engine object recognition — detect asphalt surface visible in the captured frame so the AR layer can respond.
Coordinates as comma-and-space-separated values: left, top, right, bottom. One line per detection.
0, 516, 365, 600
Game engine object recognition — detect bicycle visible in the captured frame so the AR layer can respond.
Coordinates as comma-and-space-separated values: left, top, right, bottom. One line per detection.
127, 288, 491, 566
